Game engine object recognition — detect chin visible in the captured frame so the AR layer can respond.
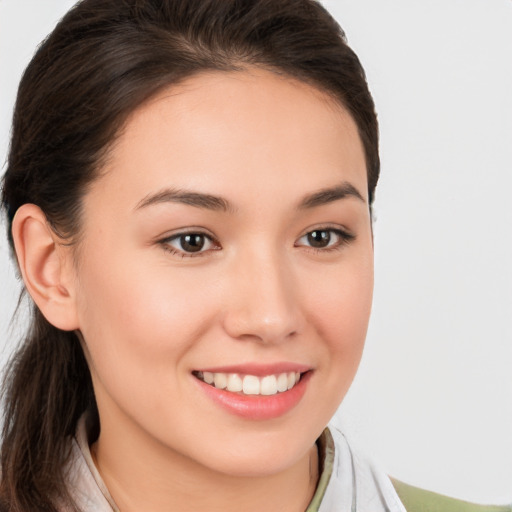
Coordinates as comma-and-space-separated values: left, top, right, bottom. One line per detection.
194, 430, 316, 478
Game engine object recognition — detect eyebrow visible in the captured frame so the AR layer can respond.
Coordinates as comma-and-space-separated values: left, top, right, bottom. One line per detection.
298, 182, 365, 209
135, 188, 233, 212
135, 181, 365, 213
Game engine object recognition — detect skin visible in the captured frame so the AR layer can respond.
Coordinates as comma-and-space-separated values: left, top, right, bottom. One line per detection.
13, 68, 374, 512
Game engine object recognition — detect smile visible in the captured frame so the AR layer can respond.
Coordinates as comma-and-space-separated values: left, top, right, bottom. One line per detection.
194, 371, 301, 396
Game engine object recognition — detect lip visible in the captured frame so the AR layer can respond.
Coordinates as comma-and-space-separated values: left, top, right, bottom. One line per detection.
193, 367, 312, 421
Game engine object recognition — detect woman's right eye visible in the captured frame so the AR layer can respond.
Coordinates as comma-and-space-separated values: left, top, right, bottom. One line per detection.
160, 232, 219, 257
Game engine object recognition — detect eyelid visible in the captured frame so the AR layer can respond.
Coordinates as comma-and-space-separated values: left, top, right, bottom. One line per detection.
155, 226, 217, 242
296, 223, 354, 240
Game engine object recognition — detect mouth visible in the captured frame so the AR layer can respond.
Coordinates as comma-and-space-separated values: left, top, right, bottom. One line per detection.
192, 365, 312, 420
193, 370, 303, 396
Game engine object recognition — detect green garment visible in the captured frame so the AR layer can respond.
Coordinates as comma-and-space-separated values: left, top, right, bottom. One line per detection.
391, 479, 512, 512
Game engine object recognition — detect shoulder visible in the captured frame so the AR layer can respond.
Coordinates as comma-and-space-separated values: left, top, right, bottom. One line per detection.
391, 478, 512, 512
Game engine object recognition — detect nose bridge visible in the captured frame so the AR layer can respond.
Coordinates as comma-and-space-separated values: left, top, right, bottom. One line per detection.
223, 244, 302, 343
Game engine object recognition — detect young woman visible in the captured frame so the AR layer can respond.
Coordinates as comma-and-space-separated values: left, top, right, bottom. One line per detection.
0, 1, 510, 511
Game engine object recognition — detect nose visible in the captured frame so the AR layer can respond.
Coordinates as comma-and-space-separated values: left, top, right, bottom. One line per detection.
222, 250, 303, 344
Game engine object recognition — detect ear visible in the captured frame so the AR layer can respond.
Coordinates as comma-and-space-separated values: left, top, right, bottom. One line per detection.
12, 204, 79, 331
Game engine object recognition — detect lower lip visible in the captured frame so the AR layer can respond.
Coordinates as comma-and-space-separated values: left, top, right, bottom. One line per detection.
195, 372, 311, 421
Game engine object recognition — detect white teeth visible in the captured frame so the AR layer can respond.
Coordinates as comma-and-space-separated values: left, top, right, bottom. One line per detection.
260, 375, 277, 395
243, 375, 260, 395
197, 370, 303, 396
227, 373, 243, 392
287, 372, 295, 390
277, 373, 288, 392
213, 373, 227, 390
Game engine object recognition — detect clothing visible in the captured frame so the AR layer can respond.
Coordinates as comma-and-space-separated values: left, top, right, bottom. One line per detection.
390, 480, 512, 512
306, 425, 406, 511
62, 417, 406, 512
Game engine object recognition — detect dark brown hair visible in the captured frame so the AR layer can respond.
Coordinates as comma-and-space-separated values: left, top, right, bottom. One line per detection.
0, 0, 379, 510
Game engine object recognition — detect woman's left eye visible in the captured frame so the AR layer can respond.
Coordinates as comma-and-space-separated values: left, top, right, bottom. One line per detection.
295, 228, 354, 250
161, 232, 218, 256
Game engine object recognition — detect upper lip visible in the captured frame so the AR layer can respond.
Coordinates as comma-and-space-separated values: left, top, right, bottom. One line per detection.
194, 362, 311, 376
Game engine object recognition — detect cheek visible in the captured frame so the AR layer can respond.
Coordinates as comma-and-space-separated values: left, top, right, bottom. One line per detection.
287, 249, 373, 431
304, 248, 373, 384
310, 252, 373, 344
74, 247, 217, 393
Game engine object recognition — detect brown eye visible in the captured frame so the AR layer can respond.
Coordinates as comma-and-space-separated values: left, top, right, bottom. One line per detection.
307, 230, 331, 248
296, 227, 355, 251
180, 234, 206, 252
162, 232, 217, 256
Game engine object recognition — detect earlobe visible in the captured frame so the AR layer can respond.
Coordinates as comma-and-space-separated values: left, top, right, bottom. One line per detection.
12, 204, 79, 331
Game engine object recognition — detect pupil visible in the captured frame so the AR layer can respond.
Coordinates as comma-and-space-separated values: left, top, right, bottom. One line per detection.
181, 234, 204, 252
308, 230, 330, 248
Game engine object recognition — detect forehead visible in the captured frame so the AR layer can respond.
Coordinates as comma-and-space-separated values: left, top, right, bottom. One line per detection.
89, 68, 368, 213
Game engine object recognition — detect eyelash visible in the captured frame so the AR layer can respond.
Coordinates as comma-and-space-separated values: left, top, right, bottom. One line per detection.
295, 227, 355, 253
159, 227, 355, 258
159, 231, 219, 258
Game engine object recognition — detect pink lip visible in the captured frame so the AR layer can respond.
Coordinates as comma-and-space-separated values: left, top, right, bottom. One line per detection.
194, 370, 312, 421
196, 362, 311, 376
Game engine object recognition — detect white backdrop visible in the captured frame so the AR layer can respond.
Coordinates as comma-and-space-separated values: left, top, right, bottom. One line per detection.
1, 0, 511, 505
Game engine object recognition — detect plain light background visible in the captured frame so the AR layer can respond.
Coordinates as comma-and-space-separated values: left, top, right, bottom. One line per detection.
1, 0, 511, 505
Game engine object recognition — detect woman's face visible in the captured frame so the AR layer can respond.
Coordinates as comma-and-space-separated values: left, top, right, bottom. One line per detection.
72, 68, 373, 476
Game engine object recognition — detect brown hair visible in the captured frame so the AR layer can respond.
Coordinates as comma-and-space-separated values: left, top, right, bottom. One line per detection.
0, 0, 379, 510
